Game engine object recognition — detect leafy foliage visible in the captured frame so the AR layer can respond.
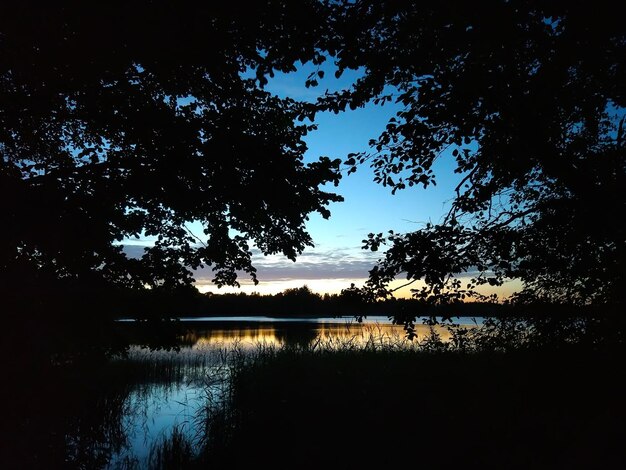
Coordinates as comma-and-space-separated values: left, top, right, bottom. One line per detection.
3, 1, 624, 324
321, 0, 625, 311
0, 2, 341, 295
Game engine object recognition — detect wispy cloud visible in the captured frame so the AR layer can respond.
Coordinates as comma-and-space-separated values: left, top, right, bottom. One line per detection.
195, 245, 381, 284
121, 244, 149, 259
120, 241, 387, 294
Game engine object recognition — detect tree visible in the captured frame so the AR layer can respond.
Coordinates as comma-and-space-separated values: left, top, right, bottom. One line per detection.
0, 2, 341, 309
275, 285, 322, 316
320, 0, 625, 315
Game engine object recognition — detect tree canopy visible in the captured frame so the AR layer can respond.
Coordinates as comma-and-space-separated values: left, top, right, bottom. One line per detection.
319, 0, 625, 312
2, 1, 624, 319
0, 2, 341, 302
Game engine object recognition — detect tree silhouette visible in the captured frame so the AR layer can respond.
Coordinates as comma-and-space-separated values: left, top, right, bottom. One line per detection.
321, 1, 624, 312
0, 2, 341, 302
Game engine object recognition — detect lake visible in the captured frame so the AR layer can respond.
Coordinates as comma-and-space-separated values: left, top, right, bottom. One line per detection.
14, 313, 620, 469
60, 316, 480, 468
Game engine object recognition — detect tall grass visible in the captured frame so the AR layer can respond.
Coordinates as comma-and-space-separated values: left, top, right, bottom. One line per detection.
147, 425, 194, 470
121, 317, 625, 468
185, 321, 625, 468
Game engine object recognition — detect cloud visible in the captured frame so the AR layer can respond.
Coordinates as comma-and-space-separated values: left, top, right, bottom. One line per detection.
119, 241, 388, 293
194, 245, 382, 284
121, 244, 149, 259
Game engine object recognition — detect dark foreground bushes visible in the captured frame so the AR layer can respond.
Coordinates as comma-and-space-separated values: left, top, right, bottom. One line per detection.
198, 348, 624, 469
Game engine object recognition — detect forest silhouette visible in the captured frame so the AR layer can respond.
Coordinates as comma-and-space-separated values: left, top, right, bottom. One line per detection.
2, 1, 623, 327
1, 2, 624, 468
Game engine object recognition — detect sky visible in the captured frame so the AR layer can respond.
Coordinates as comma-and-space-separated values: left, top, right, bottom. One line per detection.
191, 61, 521, 299
118, 62, 519, 299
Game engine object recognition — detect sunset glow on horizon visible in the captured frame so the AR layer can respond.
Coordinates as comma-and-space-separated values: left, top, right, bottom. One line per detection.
195, 275, 522, 300
120, 63, 518, 301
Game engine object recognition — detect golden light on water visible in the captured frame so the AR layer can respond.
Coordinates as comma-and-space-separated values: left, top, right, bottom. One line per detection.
185, 322, 456, 351
191, 327, 282, 348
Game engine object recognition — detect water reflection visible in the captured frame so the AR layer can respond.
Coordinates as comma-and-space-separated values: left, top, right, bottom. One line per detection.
102, 354, 231, 468
69, 317, 472, 468
183, 318, 455, 352
108, 384, 204, 468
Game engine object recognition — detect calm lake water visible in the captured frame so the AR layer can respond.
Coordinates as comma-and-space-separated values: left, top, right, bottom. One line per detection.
72, 316, 479, 468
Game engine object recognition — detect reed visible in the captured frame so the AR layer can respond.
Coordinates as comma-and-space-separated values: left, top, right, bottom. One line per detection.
147, 425, 194, 470
194, 339, 625, 469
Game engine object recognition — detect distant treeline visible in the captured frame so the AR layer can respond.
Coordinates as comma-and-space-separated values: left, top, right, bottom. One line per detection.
116, 284, 509, 320
4, 276, 603, 325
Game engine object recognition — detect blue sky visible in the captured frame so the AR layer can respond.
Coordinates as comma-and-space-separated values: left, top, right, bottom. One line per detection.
123, 61, 520, 298
195, 62, 507, 297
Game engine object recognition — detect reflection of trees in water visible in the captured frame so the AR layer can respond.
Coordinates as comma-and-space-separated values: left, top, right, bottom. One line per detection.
15, 355, 216, 469
64, 382, 134, 468
182, 322, 457, 351
13, 362, 137, 469
14, 322, 466, 467
274, 325, 319, 348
